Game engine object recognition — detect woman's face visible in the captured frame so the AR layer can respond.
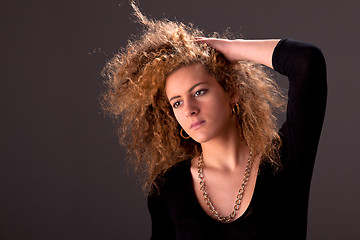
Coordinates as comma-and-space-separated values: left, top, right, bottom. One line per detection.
165, 63, 236, 143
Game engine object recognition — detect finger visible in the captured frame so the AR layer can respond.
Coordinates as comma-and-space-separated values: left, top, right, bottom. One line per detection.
195, 37, 219, 41
194, 37, 208, 42
195, 38, 216, 43
195, 39, 211, 44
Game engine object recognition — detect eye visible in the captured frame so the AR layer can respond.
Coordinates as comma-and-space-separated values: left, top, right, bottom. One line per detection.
172, 101, 182, 109
194, 89, 208, 97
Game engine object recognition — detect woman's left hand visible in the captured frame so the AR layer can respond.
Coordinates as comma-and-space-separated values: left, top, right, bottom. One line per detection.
195, 37, 245, 62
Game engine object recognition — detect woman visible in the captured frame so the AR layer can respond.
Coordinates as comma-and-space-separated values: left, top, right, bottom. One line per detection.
102, 3, 327, 240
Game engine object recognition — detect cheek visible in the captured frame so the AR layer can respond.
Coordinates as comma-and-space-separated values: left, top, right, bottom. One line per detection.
173, 111, 186, 128
209, 98, 232, 121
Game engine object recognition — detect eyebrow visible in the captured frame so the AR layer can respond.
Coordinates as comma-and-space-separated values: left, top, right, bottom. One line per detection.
169, 82, 207, 102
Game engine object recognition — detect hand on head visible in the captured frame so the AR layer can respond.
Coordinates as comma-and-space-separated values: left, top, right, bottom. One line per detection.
195, 37, 243, 62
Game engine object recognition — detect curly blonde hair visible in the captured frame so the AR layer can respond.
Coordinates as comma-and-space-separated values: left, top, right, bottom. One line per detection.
101, 3, 286, 194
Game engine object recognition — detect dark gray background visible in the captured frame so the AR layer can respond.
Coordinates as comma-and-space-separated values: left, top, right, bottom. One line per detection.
1, 0, 359, 239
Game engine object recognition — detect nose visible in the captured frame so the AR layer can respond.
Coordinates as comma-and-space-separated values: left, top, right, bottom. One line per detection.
184, 99, 199, 117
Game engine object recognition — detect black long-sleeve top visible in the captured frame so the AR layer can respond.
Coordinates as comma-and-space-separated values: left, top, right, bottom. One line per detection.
147, 39, 327, 240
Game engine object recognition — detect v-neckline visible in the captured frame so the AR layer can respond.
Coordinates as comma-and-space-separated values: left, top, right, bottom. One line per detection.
186, 159, 263, 224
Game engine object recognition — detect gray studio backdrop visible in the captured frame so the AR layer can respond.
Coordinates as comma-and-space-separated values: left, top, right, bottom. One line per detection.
1, 0, 359, 239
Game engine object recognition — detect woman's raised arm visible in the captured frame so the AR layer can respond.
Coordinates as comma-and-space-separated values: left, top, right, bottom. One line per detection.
195, 37, 280, 69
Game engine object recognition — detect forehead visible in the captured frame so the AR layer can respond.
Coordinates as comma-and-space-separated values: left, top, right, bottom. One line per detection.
165, 63, 216, 96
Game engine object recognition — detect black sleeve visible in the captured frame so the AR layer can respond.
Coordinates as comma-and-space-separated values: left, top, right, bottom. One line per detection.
147, 191, 176, 240
273, 39, 327, 177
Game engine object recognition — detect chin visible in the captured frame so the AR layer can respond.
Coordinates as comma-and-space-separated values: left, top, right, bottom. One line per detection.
191, 134, 213, 144
191, 127, 228, 144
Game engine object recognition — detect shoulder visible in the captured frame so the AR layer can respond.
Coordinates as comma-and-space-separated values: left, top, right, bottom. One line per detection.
150, 159, 192, 197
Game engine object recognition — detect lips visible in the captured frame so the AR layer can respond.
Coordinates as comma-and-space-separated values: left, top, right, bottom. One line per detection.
190, 120, 206, 130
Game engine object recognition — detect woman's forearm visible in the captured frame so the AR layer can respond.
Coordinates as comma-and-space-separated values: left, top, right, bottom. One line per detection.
227, 39, 280, 69
195, 38, 280, 69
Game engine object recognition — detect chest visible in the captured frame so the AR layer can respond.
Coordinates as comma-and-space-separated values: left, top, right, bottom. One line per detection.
189, 156, 261, 222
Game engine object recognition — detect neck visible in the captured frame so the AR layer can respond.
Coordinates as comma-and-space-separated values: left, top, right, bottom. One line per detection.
199, 118, 251, 172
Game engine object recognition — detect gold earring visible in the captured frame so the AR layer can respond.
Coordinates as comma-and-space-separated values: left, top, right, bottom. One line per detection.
232, 103, 240, 116
180, 128, 191, 139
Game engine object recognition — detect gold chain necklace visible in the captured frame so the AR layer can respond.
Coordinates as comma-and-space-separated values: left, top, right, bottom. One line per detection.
197, 151, 253, 223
